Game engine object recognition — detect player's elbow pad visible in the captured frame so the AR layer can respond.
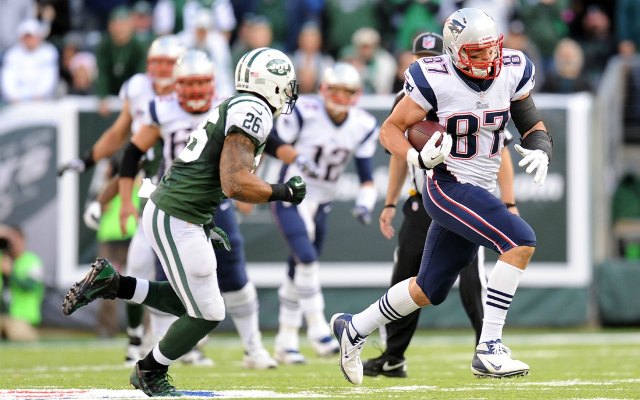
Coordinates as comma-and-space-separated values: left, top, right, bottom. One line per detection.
121, 142, 145, 178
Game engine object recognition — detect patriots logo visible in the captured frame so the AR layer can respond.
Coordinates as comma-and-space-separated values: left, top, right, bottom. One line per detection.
404, 81, 414, 93
266, 59, 291, 76
422, 36, 436, 49
446, 19, 466, 41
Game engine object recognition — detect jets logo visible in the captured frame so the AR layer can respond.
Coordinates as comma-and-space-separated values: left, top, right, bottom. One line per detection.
266, 59, 291, 76
446, 19, 466, 41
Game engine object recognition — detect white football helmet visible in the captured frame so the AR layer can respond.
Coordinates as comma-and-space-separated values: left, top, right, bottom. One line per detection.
235, 47, 298, 115
147, 35, 187, 87
443, 8, 503, 79
174, 50, 215, 113
320, 62, 362, 114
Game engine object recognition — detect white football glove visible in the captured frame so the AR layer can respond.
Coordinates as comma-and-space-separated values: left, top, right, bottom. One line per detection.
293, 154, 320, 178
514, 144, 549, 186
57, 158, 87, 176
83, 201, 101, 230
407, 131, 453, 169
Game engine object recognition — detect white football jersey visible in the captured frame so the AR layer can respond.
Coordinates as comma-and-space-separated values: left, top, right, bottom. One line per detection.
404, 48, 535, 191
275, 96, 379, 204
119, 73, 157, 135
149, 94, 224, 173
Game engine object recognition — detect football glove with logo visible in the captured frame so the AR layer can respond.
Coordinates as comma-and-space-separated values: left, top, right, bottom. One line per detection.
269, 176, 307, 205
407, 131, 453, 169
514, 144, 549, 186
83, 201, 101, 230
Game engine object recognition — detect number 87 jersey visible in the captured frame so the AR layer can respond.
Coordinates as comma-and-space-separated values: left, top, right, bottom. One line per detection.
404, 48, 535, 192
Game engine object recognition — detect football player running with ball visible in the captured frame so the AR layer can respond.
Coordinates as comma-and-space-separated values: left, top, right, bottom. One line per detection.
63, 48, 305, 397
330, 8, 552, 384
363, 31, 519, 378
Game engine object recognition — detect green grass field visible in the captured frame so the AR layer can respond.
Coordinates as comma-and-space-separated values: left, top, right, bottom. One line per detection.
1, 329, 639, 399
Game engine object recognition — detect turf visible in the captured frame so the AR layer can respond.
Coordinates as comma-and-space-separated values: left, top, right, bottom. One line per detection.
1, 329, 639, 399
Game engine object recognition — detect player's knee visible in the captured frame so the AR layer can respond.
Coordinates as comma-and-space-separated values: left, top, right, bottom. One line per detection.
427, 288, 450, 305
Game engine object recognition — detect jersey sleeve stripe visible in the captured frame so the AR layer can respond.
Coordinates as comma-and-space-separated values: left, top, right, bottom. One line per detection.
358, 126, 377, 146
149, 100, 160, 125
409, 62, 438, 112
515, 56, 534, 93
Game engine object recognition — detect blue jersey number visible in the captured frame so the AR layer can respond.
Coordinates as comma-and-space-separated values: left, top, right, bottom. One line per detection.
445, 110, 509, 159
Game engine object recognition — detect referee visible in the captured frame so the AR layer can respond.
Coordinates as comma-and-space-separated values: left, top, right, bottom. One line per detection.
363, 32, 518, 378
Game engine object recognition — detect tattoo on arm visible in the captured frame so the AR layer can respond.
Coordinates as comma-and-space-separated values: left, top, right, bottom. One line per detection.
220, 132, 259, 200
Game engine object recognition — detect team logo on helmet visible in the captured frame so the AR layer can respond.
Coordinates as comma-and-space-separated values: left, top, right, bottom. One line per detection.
446, 19, 466, 41
266, 59, 291, 76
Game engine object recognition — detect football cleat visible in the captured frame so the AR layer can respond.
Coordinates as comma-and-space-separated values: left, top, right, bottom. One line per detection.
471, 339, 529, 378
179, 348, 215, 366
310, 335, 340, 357
330, 313, 367, 385
363, 353, 407, 378
130, 362, 183, 397
273, 348, 307, 365
62, 258, 120, 316
243, 347, 278, 369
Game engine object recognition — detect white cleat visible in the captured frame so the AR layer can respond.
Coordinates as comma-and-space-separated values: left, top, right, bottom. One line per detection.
330, 313, 366, 385
471, 339, 529, 378
310, 335, 340, 357
274, 348, 307, 365
180, 348, 215, 367
243, 347, 278, 369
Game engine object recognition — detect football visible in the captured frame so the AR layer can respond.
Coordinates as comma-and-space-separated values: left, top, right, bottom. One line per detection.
407, 120, 446, 151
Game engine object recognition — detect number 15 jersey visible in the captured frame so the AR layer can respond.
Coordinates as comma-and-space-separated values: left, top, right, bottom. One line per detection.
404, 48, 535, 192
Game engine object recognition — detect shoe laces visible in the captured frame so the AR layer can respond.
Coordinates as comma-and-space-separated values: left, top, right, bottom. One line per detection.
146, 369, 177, 394
488, 340, 511, 357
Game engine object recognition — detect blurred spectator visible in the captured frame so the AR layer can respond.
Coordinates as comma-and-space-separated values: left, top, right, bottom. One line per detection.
516, 0, 570, 76
131, 1, 155, 50
0, 225, 44, 342
385, 0, 442, 53
36, 0, 71, 49
503, 18, 545, 88
540, 38, 592, 93
84, 0, 129, 32
95, 6, 146, 116
1, 19, 59, 103
179, 9, 234, 97
67, 51, 97, 95
290, 21, 334, 94
612, 172, 640, 260
577, 5, 616, 89
392, 50, 414, 93
230, 14, 273, 68
0, 0, 36, 55
323, 0, 382, 58
340, 27, 397, 94
615, 0, 640, 58
154, 0, 236, 40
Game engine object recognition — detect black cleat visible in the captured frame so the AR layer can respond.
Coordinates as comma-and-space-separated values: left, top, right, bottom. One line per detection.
362, 353, 407, 378
62, 258, 120, 316
130, 362, 183, 397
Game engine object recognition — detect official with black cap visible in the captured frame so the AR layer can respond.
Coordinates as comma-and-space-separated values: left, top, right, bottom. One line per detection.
362, 32, 487, 378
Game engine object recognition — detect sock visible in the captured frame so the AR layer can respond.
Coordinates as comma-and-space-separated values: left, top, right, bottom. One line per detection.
479, 260, 523, 344
142, 282, 185, 316
126, 303, 144, 329
157, 314, 219, 360
117, 276, 138, 300
351, 278, 420, 337
139, 348, 168, 370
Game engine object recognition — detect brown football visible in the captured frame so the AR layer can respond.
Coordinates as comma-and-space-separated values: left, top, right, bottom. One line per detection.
407, 120, 446, 151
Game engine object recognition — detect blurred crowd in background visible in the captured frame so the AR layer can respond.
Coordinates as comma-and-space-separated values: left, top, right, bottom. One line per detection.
0, 0, 632, 104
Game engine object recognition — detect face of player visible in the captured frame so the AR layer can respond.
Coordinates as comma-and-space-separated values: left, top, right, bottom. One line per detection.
147, 56, 177, 89
176, 77, 214, 113
458, 40, 502, 79
322, 85, 360, 117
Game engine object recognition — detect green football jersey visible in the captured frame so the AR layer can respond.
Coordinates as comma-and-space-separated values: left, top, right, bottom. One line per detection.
151, 93, 273, 224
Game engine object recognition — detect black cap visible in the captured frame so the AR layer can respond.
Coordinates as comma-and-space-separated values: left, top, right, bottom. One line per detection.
412, 32, 444, 56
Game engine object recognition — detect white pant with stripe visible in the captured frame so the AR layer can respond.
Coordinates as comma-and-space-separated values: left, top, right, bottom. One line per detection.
142, 200, 225, 321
